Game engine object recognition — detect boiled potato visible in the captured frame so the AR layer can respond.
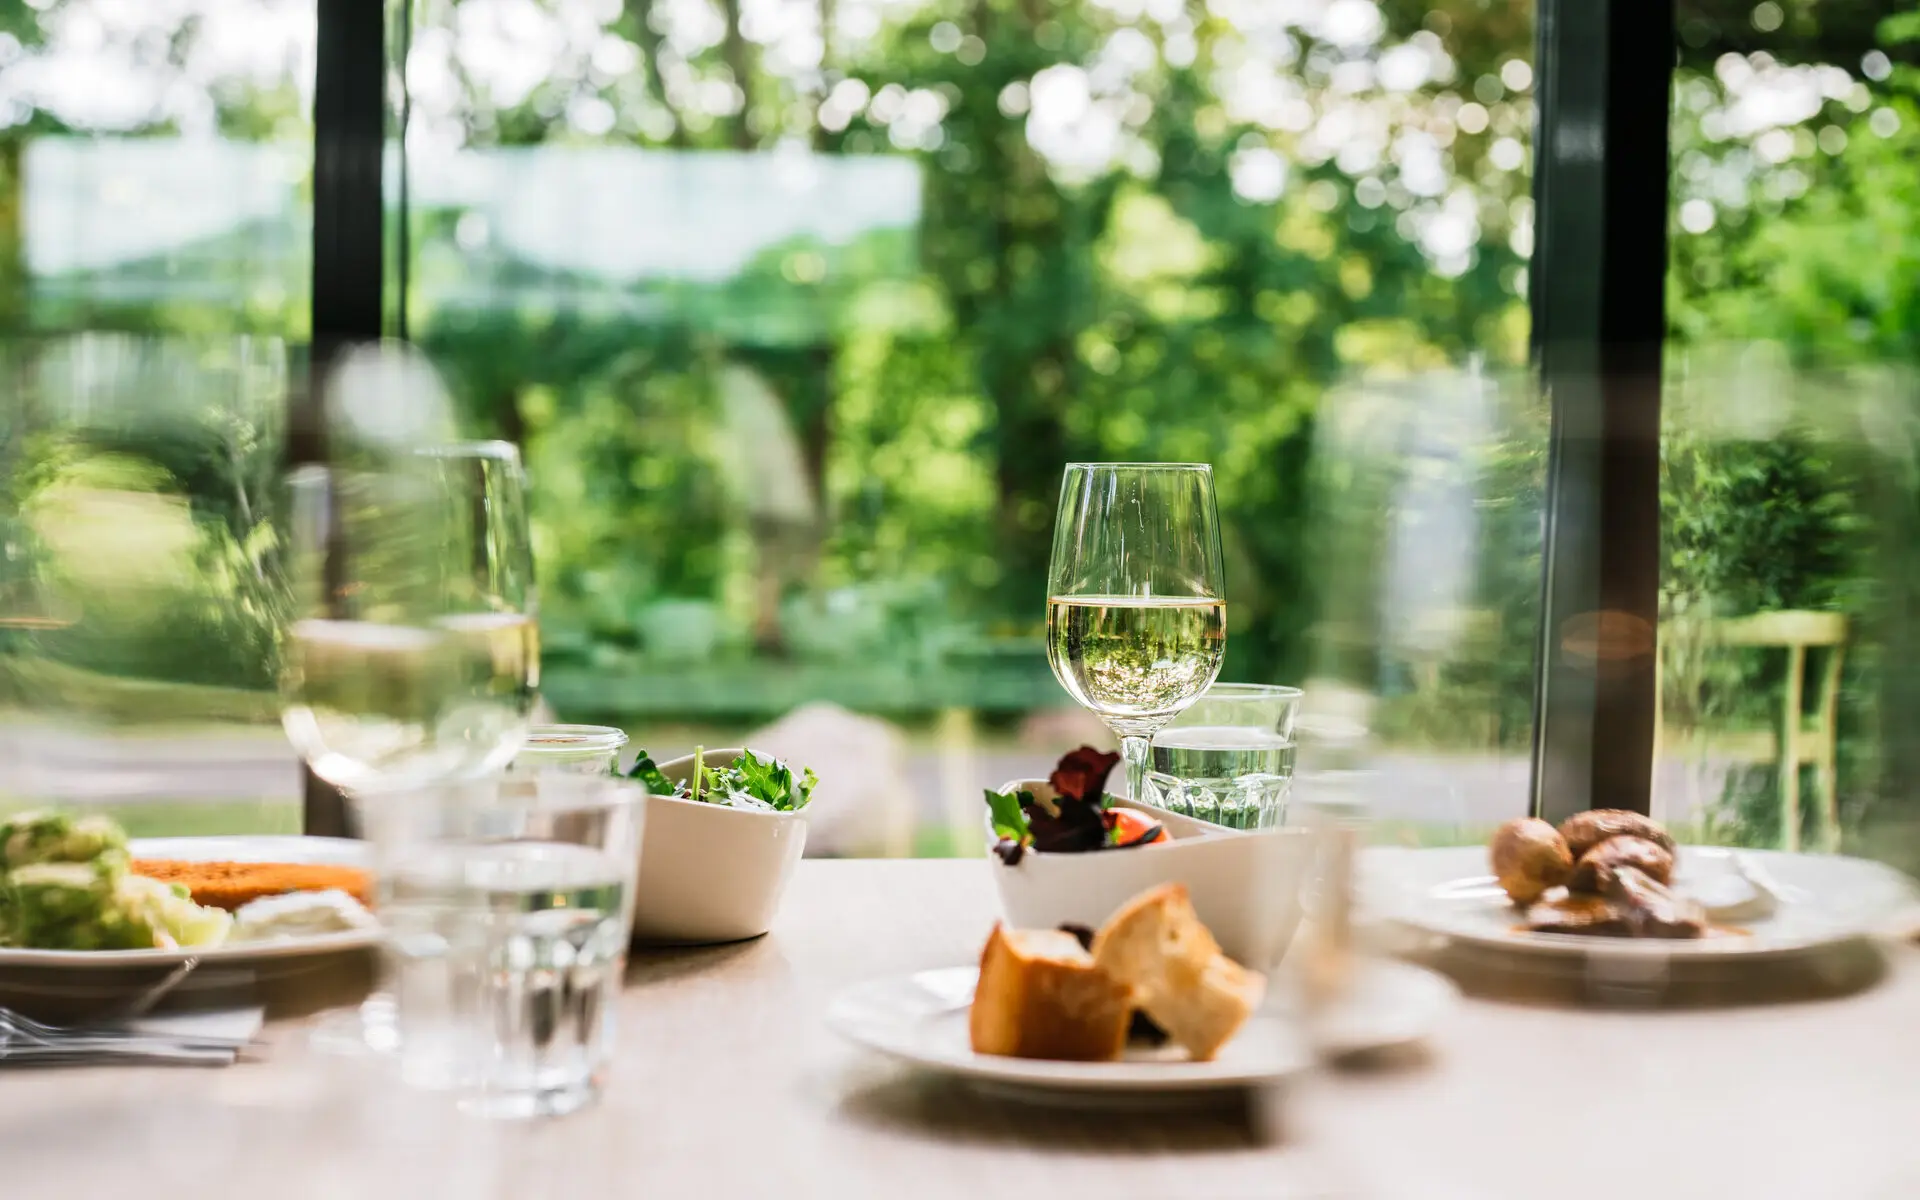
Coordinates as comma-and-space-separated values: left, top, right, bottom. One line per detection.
1489, 817, 1575, 907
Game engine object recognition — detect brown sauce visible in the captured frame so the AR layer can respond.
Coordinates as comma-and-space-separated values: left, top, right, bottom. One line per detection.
1507, 921, 1751, 940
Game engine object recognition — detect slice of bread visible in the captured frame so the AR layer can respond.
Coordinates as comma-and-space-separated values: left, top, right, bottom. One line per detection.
1091, 883, 1265, 1061
969, 924, 1136, 1061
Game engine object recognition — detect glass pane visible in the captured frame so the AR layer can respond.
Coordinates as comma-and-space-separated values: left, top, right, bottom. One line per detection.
397, 0, 1538, 853
1663, 1, 1920, 859
2, 2, 314, 336
0, 2, 315, 836
1305, 367, 1545, 847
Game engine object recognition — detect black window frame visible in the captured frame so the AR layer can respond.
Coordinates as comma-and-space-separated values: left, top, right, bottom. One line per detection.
1527, 0, 1675, 822
300, 0, 389, 837
300, 0, 1678, 833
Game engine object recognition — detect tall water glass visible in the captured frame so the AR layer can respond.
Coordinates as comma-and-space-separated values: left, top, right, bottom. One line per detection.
1046, 463, 1228, 802
1147, 683, 1303, 828
375, 779, 642, 1119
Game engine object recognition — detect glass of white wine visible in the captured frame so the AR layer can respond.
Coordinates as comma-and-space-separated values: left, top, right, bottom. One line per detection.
1045, 463, 1228, 805
281, 441, 539, 1057
282, 442, 538, 795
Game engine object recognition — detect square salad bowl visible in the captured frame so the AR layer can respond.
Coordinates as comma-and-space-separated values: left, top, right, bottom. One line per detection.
986, 777, 1313, 970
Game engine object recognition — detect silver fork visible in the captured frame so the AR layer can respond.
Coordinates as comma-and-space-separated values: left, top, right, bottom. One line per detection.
0, 1010, 227, 1053
0, 1031, 236, 1064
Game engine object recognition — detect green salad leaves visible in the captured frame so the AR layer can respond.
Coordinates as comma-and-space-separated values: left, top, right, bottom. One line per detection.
985, 787, 1033, 850
984, 746, 1163, 864
625, 747, 818, 813
626, 752, 675, 797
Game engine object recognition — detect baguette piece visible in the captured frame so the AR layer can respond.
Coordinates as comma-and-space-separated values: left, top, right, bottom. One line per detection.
1092, 883, 1265, 1061
969, 924, 1136, 1061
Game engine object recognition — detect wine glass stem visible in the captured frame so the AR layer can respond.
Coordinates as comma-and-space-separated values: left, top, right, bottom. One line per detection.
1121, 735, 1150, 804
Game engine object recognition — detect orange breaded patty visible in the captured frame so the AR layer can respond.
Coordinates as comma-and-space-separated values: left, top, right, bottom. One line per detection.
131, 860, 374, 912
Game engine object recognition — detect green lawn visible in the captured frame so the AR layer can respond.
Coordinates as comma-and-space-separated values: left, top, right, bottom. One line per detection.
0, 798, 301, 839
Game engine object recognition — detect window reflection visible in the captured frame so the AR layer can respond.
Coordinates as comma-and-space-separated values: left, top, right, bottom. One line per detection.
1663, 1, 1920, 860
1304, 366, 1543, 845
0, 335, 296, 833
0, 2, 314, 835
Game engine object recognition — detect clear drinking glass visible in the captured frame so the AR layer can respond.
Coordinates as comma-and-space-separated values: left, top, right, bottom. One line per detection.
1146, 683, 1303, 828
373, 780, 642, 1119
1046, 463, 1229, 803
506, 725, 629, 777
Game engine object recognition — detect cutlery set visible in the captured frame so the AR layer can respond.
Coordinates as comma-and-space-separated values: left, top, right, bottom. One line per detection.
0, 1004, 263, 1067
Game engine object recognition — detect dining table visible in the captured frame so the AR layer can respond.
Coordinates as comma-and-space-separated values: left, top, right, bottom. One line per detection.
4, 858, 1919, 1200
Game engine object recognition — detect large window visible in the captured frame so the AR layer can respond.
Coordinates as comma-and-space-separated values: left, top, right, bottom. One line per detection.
2, 0, 1915, 862
394, 0, 1538, 853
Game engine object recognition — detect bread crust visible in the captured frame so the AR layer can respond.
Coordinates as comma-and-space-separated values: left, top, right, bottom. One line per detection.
1091, 884, 1264, 1062
969, 924, 1135, 1061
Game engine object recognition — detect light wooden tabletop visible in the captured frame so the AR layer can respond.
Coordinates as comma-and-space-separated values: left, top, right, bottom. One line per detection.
3, 859, 1918, 1200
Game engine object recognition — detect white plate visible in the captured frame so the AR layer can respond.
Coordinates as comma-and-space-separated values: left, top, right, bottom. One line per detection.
0, 835, 379, 968
1365, 845, 1920, 961
1275, 958, 1459, 1059
827, 966, 1312, 1096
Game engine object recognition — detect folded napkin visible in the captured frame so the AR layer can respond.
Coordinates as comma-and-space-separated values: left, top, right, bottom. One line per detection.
0, 1006, 264, 1067
124, 1007, 265, 1046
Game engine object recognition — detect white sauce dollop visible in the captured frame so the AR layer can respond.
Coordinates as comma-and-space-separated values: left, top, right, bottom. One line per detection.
231, 889, 378, 942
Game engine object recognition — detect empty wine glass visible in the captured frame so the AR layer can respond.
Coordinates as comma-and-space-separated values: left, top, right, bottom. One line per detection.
1045, 463, 1228, 804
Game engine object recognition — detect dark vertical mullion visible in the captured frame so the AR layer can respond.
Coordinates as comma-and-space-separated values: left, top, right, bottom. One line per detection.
1528, 0, 1675, 822
302, 0, 387, 837
392, 0, 412, 342
310, 0, 386, 363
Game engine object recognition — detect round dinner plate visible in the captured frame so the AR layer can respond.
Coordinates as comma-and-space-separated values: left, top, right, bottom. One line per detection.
1365, 844, 1920, 961
827, 965, 1312, 1096
0, 835, 379, 968
1278, 958, 1459, 1059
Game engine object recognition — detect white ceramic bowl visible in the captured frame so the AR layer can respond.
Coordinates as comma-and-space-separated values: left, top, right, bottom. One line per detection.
987, 778, 1313, 970
629, 748, 809, 945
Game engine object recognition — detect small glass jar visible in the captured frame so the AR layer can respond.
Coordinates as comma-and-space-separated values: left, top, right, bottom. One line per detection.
506, 725, 629, 777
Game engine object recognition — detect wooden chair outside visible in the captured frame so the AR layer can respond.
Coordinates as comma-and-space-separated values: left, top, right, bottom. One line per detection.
1705, 611, 1849, 851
